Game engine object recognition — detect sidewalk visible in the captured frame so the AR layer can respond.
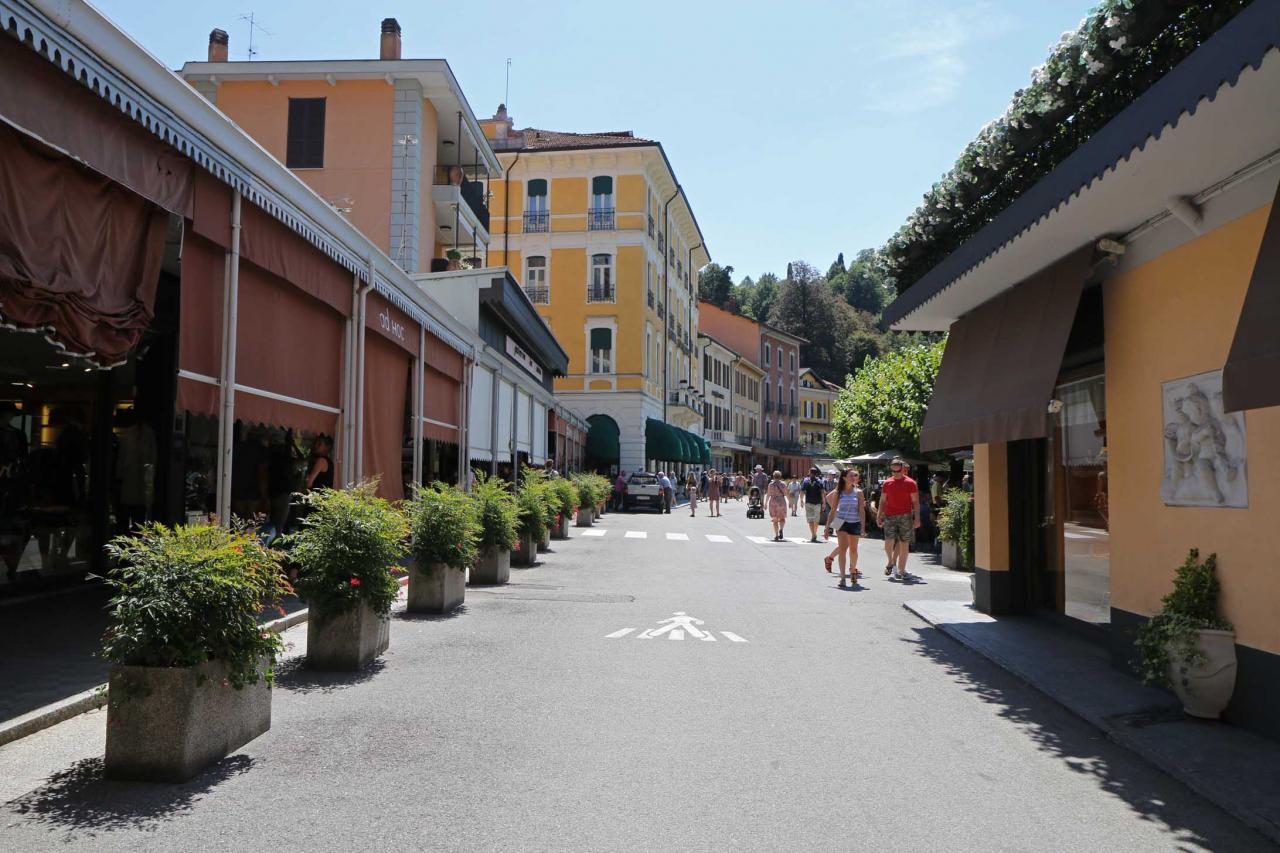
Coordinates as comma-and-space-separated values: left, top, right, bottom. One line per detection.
905, 599, 1280, 845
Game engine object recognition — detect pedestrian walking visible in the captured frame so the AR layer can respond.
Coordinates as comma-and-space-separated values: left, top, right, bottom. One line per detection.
686, 471, 699, 517
822, 469, 866, 588
707, 470, 722, 517
877, 457, 921, 581
801, 466, 826, 542
752, 464, 768, 493
787, 475, 801, 516
613, 471, 628, 512
766, 470, 788, 541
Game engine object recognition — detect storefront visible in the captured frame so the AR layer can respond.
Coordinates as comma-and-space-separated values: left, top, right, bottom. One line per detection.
0, 9, 475, 589
883, 4, 1280, 740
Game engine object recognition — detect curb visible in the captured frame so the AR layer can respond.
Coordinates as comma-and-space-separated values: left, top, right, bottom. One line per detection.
903, 602, 1280, 846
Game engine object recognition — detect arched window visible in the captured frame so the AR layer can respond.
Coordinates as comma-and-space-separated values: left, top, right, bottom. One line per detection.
590, 327, 613, 374
588, 254, 614, 302
524, 255, 548, 303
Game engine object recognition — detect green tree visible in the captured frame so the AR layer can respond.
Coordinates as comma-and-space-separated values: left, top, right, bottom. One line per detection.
697, 263, 735, 307
844, 248, 891, 315
744, 272, 779, 321
827, 252, 846, 280
829, 339, 945, 459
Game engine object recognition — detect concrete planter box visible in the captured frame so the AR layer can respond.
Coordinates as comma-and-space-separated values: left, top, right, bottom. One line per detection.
941, 540, 960, 570
575, 507, 593, 527
514, 530, 538, 567
306, 600, 390, 671
552, 516, 570, 540
407, 562, 465, 613
105, 659, 271, 782
1169, 629, 1238, 719
538, 528, 551, 552
471, 546, 511, 584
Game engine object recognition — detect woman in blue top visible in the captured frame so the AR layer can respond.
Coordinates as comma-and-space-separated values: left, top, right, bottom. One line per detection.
822, 469, 866, 589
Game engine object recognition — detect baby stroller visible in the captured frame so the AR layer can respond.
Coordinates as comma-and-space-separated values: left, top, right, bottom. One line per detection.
746, 486, 765, 519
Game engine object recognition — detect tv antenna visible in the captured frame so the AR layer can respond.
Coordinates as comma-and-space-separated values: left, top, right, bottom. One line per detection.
238, 12, 272, 60
505, 58, 512, 109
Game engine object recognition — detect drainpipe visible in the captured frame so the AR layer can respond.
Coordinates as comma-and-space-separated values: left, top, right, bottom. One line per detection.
686, 241, 702, 400
661, 186, 680, 424
502, 150, 521, 263
215, 190, 242, 524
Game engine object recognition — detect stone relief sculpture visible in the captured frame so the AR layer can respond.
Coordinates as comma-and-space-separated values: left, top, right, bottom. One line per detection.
1161, 370, 1248, 508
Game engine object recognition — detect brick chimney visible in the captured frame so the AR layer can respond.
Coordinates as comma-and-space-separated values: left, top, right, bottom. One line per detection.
208, 28, 229, 62
492, 104, 513, 140
380, 18, 401, 60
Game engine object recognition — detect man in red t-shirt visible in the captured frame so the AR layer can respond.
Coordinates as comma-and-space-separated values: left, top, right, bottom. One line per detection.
876, 457, 920, 582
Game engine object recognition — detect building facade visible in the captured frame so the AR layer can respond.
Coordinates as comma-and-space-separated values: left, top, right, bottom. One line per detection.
479, 108, 710, 476
883, 3, 1280, 740
798, 367, 838, 462
732, 358, 766, 474
698, 334, 744, 472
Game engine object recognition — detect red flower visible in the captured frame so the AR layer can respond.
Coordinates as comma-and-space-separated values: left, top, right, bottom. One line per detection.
349, 577, 361, 587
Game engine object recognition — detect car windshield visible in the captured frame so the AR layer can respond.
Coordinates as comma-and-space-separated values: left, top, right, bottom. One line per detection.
628, 475, 657, 485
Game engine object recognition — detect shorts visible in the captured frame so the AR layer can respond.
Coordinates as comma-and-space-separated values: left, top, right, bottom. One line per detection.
805, 503, 822, 524
883, 512, 916, 543
837, 521, 862, 536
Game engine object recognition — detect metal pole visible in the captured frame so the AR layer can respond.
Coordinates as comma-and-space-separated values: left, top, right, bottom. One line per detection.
215, 191, 242, 524
412, 324, 424, 488
355, 257, 373, 482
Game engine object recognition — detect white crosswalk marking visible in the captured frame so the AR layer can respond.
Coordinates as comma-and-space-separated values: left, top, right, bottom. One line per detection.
720, 632, 749, 643
581, 529, 606, 537
624, 531, 647, 539
746, 536, 772, 544
705, 534, 732, 543
666, 532, 689, 541
604, 628, 636, 638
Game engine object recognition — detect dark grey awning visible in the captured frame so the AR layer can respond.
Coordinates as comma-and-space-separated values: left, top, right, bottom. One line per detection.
920, 248, 1092, 451
1223, 178, 1280, 413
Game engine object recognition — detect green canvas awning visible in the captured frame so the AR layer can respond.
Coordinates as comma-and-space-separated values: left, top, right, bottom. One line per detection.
677, 429, 695, 463
645, 417, 680, 463
586, 414, 620, 461
699, 436, 711, 466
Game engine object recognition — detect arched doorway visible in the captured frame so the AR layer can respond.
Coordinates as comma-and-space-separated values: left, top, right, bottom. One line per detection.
585, 414, 620, 475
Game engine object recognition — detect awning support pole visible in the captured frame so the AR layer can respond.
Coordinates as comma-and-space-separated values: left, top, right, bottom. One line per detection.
215, 190, 242, 525
412, 324, 424, 488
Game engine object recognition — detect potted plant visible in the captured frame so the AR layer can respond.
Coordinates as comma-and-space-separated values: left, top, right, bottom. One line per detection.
572, 476, 595, 527
936, 489, 973, 570
521, 467, 557, 554
1135, 548, 1237, 718
289, 481, 408, 671
470, 473, 518, 584
514, 486, 547, 568
405, 482, 479, 613
100, 522, 289, 782
445, 249, 462, 271
550, 477, 576, 540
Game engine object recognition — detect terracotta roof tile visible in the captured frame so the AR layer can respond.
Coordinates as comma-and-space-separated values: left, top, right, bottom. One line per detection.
511, 127, 656, 151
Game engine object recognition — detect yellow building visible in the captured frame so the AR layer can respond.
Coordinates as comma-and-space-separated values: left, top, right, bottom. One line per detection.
479, 106, 710, 473
798, 367, 838, 460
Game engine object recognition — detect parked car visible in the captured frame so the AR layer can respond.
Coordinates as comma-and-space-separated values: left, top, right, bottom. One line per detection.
624, 472, 663, 513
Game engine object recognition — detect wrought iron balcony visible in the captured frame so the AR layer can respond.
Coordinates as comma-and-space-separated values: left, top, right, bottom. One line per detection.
523, 210, 549, 233
766, 438, 803, 453
587, 207, 616, 231
790, 403, 799, 417
657, 301, 665, 318
647, 291, 655, 308
524, 285, 549, 304
648, 215, 655, 238
586, 283, 616, 303
736, 433, 757, 446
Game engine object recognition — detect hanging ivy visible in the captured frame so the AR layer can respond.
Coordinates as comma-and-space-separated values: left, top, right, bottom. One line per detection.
884, 0, 1252, 296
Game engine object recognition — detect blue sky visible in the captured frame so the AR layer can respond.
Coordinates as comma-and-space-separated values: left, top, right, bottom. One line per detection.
93, 0, 1089, 281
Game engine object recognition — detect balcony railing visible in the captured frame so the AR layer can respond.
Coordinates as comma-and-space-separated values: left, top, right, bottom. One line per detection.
648, 215, 655, 237
657, 301, 665, 318
736, 433, 757, 446
790, 403, 799, 417
586, 283, 615, 303
766, 438, 803, 453
647, 291, 655, 308
524, 286, 550, 304
587, 207, 616, 231
667, 390, 703, 414
523, 210, 549, 233
434, 165, 490, 233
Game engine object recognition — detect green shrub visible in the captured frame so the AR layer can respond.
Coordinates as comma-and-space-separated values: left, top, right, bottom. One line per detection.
520, 467, 556, 537
572, 475, 595, 513
1135, 549, 1233, 690
288, 480, 409, 617
550, 477, 577, 519
405, 482, 480, 571
472, 473, 519, 551
101, 522, 289, 689
936, 488, 973, 562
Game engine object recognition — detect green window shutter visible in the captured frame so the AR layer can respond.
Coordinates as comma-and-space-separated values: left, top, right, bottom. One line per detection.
527, 178, 547, 197
592, 176, 613, 196
590, 328, 612, 351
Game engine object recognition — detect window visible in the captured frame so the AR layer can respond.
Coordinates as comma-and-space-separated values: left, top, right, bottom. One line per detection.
790, 352, 796, 372
524, 178, 549, 232
658, 231, 665, 253
763, 343, 771, 366
588, 254, 614, 302
804, 400, 811, 418
589, 176, 614, 230
286, 98, 326, 168
791, 423, 796, 442
645, 327, 652, 378
524, 256, 548, 303
590, 327, 613, 374
776, 348, 782, 369
646, 264, 654, 308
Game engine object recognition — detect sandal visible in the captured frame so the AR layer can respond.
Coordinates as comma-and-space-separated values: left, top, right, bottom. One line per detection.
824, 555, 834, 573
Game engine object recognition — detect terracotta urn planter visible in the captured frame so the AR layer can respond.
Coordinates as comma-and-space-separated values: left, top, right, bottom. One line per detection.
105, 659, 271, 782
407, 562, 465, 613
471, 545, 511, 584
1168, 629, 1237, 718
306, 600, 390, 671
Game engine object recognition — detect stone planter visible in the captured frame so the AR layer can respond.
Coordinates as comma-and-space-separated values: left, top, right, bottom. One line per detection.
513, 529, 538, 567
105, 659, 271, 782
941, 540, 960, 570
407, 562, 465, 613
575, 507, 593, 527
552, 515, 569, 540
538, 528, 551, 552
1168, 629, 1237, 719
471, 545, 511, 584
306, 600, 389, 671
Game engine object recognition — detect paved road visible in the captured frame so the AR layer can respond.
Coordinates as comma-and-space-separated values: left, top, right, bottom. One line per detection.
0, 508, 1270, 851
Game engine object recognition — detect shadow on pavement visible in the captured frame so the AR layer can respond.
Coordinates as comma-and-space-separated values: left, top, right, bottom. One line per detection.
4, 754, 255, 838
273, 657, 388, 695
905, 625, 1257, 850
393, 604, 469, 623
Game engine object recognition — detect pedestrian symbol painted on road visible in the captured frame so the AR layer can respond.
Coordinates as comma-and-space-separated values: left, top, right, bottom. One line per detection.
605, 612, 747, 642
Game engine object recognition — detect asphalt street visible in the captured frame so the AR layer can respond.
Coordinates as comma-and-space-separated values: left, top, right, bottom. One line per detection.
0, 505, 1271, 851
